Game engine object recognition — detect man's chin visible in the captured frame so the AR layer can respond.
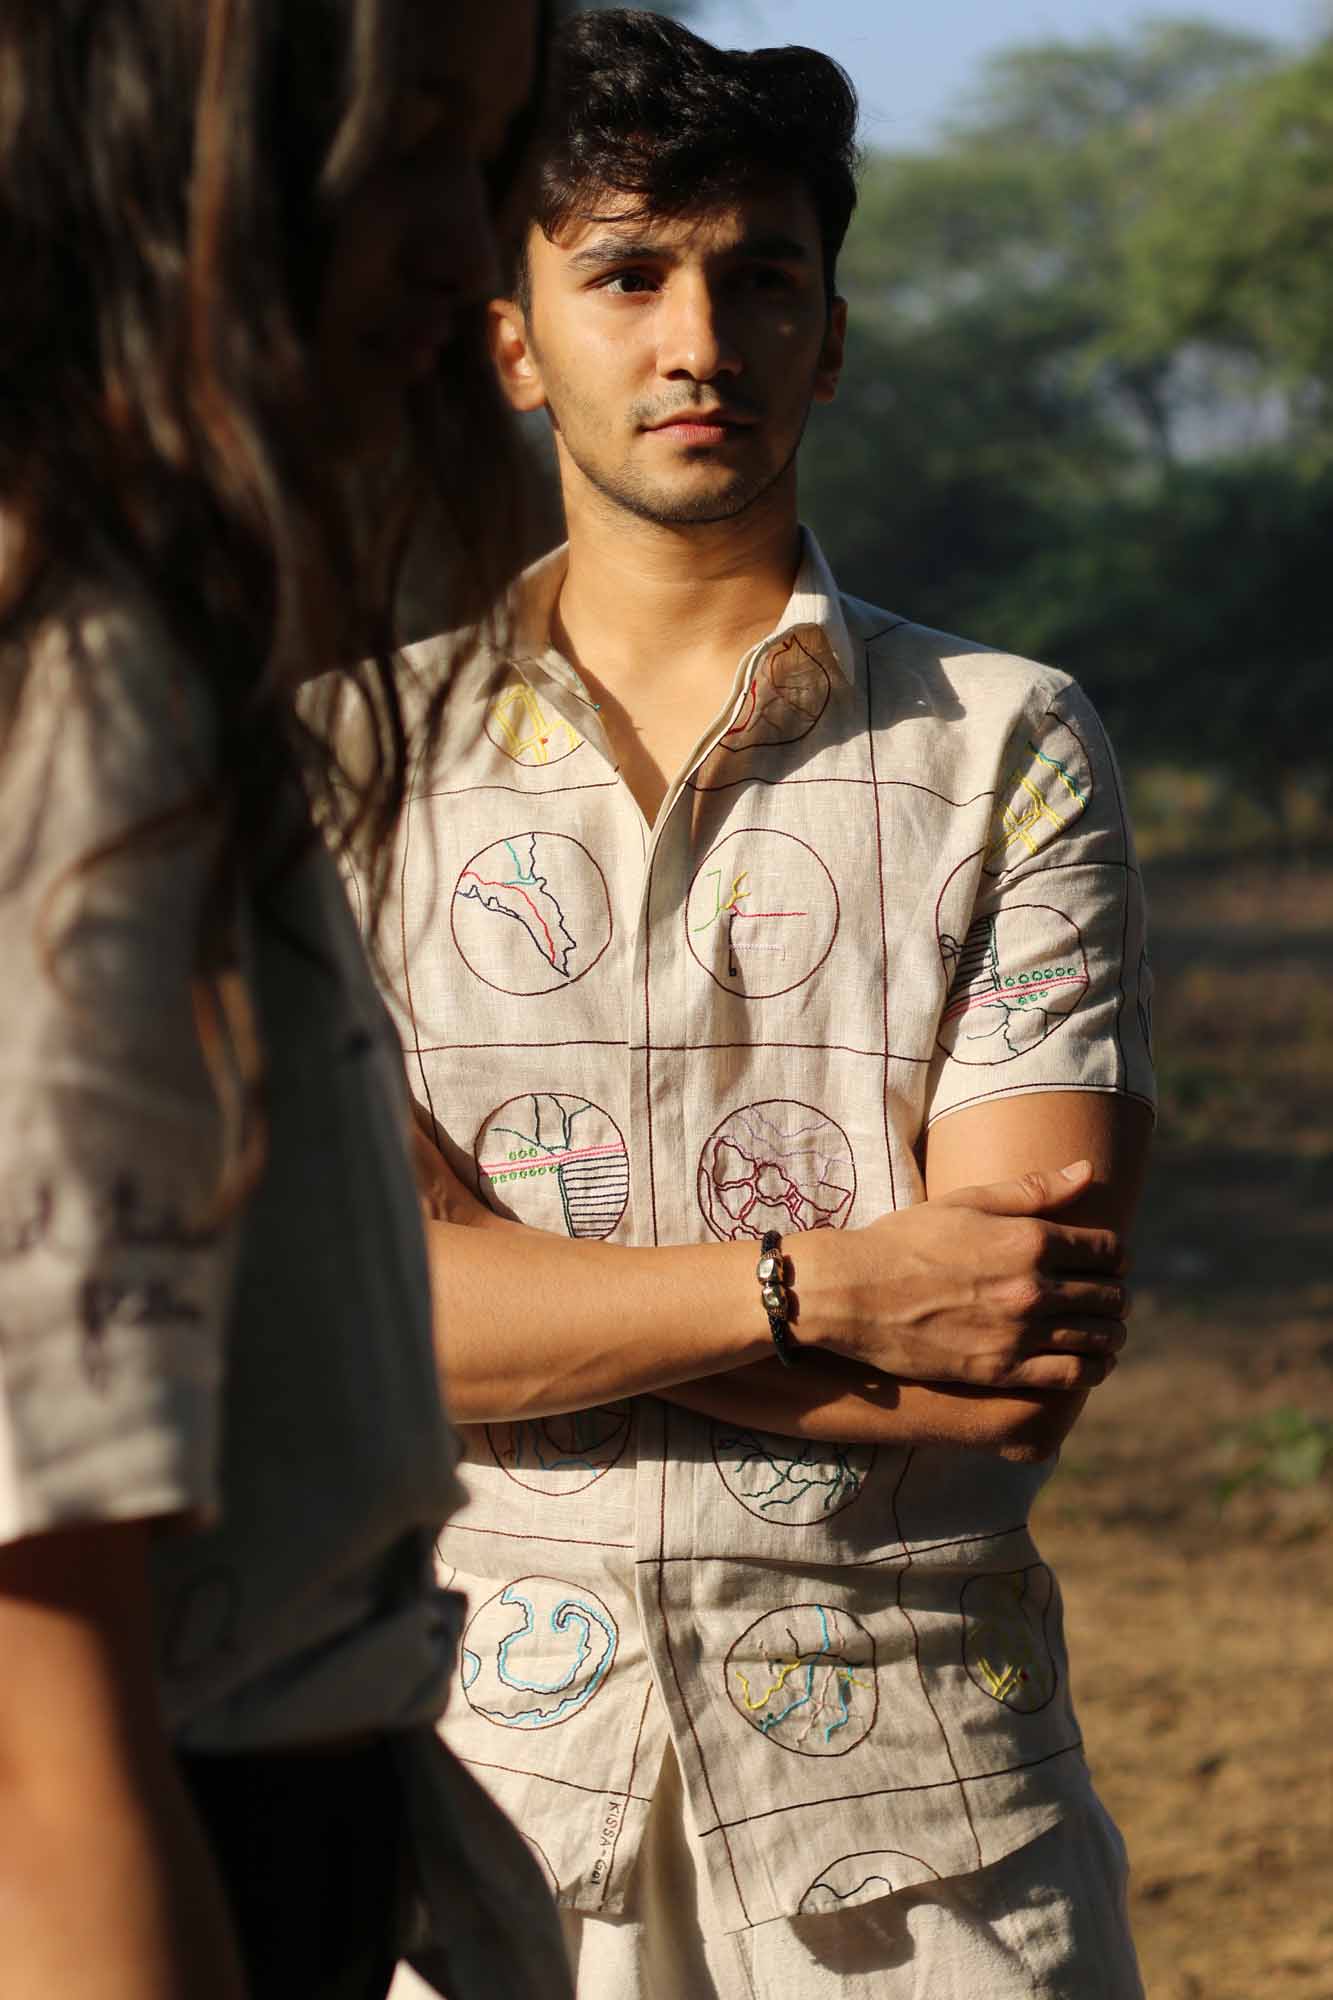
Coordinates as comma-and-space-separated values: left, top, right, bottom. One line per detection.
643, 496, 759, 526
595, 471, 775, 527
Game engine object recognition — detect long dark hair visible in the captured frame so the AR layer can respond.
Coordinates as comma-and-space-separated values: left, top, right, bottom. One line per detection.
0, 0, 547, 1205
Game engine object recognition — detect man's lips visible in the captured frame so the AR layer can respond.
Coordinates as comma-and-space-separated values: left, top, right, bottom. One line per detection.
644, 411, 757, 444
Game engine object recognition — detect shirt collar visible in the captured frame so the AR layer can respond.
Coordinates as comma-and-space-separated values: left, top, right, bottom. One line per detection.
509, 542, 570, 668
507, 526, 856, 694
772, 527, 856, 690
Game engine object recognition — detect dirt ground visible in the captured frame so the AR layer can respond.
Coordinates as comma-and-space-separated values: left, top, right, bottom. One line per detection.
1033, 848, 1333, 2000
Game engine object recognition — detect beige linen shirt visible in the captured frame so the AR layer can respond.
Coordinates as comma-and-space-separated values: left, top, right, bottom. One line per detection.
384, 531, 1154, 1934
0, 577, 564, 1998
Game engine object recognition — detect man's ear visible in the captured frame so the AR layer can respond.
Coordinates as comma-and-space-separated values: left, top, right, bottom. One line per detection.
487, 298, 547, 414
812, 296, 848, 406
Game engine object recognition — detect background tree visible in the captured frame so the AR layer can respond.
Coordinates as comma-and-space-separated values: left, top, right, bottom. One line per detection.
802, 17, 1332, 822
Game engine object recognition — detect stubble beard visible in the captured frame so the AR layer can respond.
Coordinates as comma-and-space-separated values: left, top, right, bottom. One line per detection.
565, 435, 800, 527
545, 372, 811, 528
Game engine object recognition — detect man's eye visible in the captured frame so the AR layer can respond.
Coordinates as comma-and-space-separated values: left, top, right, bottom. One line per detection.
603, 271, 658, 295
746, 265, 797, 291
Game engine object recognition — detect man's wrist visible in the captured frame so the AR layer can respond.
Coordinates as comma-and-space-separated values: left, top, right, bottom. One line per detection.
792, 1214, 920, 1373
784, 1226, 846, 1359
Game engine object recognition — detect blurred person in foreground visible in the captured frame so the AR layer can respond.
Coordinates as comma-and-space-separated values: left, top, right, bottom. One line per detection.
0, 3, 568, 1998
386, 12, 1154, 1998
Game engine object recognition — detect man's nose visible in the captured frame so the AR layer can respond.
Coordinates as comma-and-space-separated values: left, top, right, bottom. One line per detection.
657, 275, 741, 382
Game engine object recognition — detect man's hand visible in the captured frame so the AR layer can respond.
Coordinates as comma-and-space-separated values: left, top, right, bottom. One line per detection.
806, 1158, 1127, 1391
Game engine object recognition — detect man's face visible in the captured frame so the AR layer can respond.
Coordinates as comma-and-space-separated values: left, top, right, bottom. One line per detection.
500, 180, 846, 525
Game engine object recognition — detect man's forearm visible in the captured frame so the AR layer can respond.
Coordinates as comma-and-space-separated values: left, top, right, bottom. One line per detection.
660, 1353, 1091, 1462
425, 1213, 772, 1423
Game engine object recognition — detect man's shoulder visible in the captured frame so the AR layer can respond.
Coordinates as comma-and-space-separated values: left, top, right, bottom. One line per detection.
399, 620, 506, 696
838, 590, 1079, 727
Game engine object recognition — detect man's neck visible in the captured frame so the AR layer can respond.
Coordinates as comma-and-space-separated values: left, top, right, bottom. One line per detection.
552, 468, 802, 696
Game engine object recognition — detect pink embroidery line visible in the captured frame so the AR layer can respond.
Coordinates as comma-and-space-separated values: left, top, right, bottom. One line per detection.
943, 970, 1089, 1023
478, 1141, 627, 1173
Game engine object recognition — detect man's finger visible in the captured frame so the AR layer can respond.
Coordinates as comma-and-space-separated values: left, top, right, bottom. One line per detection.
1002, 1349, 1119, 1392
1037, 1222, 1125, 1273
1029, 1278, 1129, 1323
942, 1159, 1094, 1218
1027, 1315, 1127, 1357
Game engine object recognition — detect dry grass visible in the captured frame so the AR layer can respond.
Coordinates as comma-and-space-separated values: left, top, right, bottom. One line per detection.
1035, 849, 1333, 1999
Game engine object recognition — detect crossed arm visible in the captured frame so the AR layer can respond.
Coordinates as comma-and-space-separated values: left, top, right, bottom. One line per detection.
418, 1088, 1152, 1462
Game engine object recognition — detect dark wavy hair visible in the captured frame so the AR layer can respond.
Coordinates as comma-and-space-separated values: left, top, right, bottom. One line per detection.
520, 8, 860, 303
0, 0, 549, 1204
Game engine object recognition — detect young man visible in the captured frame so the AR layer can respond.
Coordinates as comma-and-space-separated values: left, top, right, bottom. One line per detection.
384, 12, 1153, 1995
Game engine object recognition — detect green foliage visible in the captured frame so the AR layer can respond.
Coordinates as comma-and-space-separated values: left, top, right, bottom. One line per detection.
801, 17, 1333, 816
1214, 1407, 1333, 1506
954, 17, 1276, 147
974, 455, 1333, 786
1114, 42, 1333, 394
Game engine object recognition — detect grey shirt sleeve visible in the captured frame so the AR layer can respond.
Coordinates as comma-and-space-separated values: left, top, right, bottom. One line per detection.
0, 591, 238, 1541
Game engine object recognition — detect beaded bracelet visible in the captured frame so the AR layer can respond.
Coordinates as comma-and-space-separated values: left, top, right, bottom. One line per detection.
756, 1229, 799, 1367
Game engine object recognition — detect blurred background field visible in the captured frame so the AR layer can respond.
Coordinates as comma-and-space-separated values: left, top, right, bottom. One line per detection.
595, 5, 1333, 1991
1040, 843, 1333, 2000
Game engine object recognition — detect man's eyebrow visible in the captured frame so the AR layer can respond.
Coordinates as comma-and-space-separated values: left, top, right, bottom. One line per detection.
565, 237, 677, 272
733, 233, 810, 261
564, 231, 813, 273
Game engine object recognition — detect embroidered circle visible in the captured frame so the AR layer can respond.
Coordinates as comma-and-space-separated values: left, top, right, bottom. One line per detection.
799, 1850, 942, 1914
485, 676, 583, 767
452, 832, 611, 996
685, 828, 838, 997
712, 1425, 875, 1525
475, 1092, 628, 1238
486, 1404, 633, 1495
984, 721, 1092, 878
726, 1604, 878, 1755
960, 1566, 1058, 1713
697, 1099, 856, 1242
937, 905, 1088, 1064
460, 1577, 618, 1730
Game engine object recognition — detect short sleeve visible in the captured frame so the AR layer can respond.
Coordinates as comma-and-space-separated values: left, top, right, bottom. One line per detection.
0, 595, 238, 1543
925, 678, 1155, 1126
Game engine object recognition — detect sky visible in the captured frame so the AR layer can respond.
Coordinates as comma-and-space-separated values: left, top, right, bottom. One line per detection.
688, 0, 1327, 150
